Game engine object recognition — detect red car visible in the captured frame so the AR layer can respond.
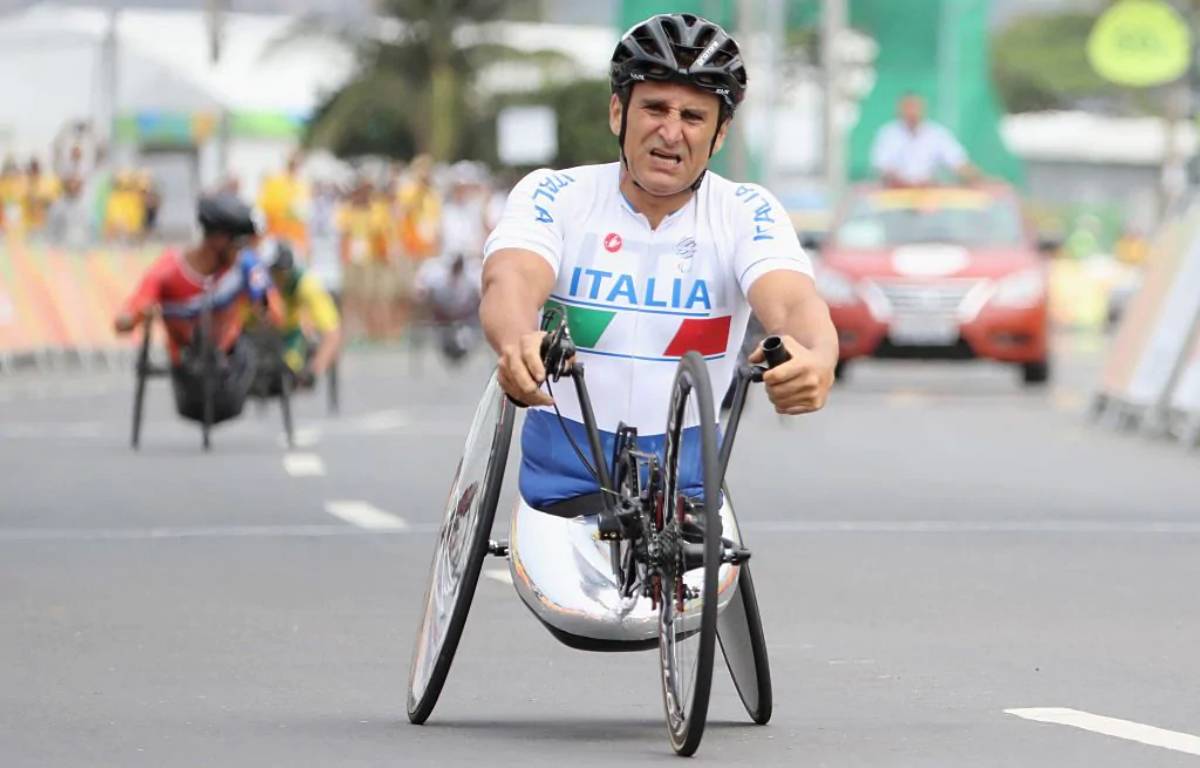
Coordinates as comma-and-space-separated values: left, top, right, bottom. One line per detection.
813, 184, 1052, 385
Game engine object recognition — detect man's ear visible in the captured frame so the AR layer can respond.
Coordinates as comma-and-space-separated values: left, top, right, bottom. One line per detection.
710, 117, 732, 155
609, 93, 623, 138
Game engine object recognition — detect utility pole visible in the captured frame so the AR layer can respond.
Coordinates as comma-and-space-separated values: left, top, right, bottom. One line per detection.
823, 0, 847, 200
98, 1, 119, 149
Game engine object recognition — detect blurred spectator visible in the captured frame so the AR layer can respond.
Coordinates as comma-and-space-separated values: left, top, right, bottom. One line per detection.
440, 160, 489, 261
0, 157, 24, 233
337, 178, 394, 339
257, 152, 309, 251
871, 93, 977, 187
139, 171, 161, 237
104, 171, 147, 242
23, 158, 62, 234
396, 154, 441, 261
307, 180, 343, 299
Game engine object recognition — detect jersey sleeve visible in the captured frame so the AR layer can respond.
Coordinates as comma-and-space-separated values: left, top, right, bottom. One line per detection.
729, 184, 814, 295
934, 125, 968, 169
298, 273, 340, 333
482, 168, 571, 276
121, 253, 169, 322
239, 250, 272, 304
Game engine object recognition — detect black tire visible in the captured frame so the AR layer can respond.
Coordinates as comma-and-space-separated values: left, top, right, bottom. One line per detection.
834, 359, 849, 381
279, 368, 295, 449
1021, 359, 1050, 386
407, 372, 515, 724
131, 318, 152, 450
327, 361, 339, 415
658, 351, 721, 756
717, 561, 773, 724
200, 337, 215, 452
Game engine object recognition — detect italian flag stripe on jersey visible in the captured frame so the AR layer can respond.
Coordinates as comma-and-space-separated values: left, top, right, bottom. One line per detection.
663, 316, 731, 357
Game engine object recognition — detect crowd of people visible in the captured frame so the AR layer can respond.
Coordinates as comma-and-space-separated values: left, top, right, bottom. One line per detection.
252, 152, 497, 343
0, 146, 162, 246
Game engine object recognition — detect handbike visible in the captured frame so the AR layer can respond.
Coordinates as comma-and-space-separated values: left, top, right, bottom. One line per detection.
406, 310, 789, 756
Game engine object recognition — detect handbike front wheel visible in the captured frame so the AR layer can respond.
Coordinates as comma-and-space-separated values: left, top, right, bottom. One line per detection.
407, 371, 514, 724
658, 351, 721, 756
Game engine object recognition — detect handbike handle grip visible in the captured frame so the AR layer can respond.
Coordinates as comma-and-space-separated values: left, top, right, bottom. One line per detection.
505, 330, 576, 409
761, 335, 791, 369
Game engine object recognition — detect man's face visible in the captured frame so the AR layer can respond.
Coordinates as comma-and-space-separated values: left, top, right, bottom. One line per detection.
208, 233, 245, 269
900, 96, 924, 129
610, 80, 728, 196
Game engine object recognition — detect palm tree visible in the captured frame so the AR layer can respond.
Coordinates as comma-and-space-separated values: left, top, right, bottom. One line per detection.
305, 0, 558, 161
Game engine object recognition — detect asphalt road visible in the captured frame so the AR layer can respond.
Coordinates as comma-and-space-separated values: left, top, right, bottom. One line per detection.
3, 335, 1199, 767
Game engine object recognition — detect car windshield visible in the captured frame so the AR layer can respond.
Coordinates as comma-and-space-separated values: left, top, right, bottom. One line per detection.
835, 189, 1023, 248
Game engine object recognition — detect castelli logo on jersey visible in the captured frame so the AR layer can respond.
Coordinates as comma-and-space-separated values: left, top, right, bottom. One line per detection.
603, 232, 623, 253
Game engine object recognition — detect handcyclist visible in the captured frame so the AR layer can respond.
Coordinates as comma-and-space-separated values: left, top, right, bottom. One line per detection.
114, 194, 278, 423
480, 13, 838, 511
257, 238, 343, 389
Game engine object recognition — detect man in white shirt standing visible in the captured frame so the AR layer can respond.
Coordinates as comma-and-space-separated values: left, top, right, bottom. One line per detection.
870, 93, 978, 187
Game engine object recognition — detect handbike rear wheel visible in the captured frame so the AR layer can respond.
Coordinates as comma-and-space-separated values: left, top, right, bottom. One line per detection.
407, 371, 514, 724
658, 351, 721, 756
131, 318, 153, 449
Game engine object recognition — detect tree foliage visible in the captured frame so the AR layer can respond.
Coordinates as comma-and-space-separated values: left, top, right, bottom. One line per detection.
305, 0, 515, 161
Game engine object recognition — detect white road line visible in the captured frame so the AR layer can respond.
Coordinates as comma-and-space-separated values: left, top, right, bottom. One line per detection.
325, 500, 409, 530
1006, 708, 1200, 757
282, 452, 325, 477
484, 568, 513, 585
0, 524, 437, 542
740, 520, 1200, 534
278, 427, 321, 449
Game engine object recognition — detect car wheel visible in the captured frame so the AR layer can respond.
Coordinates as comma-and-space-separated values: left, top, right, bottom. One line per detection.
1021, 360, 1050, 386
834, 360, 850, 381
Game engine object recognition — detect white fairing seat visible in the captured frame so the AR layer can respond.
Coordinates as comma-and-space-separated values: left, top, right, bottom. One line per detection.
507, 494, 743, 651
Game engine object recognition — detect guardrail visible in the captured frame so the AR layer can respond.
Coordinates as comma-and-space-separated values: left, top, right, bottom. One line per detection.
0, 235, 158, 372
1092, 202, 1200, 449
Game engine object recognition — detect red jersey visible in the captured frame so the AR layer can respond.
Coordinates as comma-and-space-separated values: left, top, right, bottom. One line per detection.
122, 248, 275, 364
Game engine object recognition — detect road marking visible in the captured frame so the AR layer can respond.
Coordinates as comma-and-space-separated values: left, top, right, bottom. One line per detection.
0, 524, 437, 542
1006, 708, 1200, 757
325, 500, 408, 530
282, 452, 325, 477
484, 568, 513, 585
741, 520, 1200, 534
278, 427, 321, 449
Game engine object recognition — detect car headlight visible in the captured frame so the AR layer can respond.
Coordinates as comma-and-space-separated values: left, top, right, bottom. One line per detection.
990, 268, 1046, 308
816, 268, 858, 306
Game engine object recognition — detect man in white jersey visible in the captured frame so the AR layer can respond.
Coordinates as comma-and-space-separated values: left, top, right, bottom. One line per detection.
481, 13, 837, 510
871, 93, 978, 187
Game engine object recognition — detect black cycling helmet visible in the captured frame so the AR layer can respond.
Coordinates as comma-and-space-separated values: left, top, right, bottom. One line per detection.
264, 239, 295, 272
610, 13, 747, 114
610, 14, 747, 193
197, 193, 257, 238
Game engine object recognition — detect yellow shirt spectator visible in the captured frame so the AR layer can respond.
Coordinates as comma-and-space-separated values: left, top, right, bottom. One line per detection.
396, 180, 441, 260
104, 177, 146, 239
23, 171, 62, 232
336, 201, 390, 265
258, 170, 309, 246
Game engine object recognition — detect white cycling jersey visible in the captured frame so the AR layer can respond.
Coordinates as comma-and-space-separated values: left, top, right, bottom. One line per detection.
483, 161, 813, 508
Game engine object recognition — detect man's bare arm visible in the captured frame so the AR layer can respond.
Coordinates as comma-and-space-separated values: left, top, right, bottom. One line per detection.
480, 249, 558, 406
746, 271, 839, 414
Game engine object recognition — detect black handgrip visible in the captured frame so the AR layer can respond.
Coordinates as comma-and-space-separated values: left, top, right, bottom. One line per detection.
761, 335, 791, 369
506, 329, 575, 409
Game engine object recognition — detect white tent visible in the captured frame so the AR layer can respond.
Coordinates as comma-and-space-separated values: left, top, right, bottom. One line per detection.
0, 3, 355, 159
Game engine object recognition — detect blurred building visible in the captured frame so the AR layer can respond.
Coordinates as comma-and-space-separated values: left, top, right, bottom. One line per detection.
0, 3, 356, 234
1003, 111, 1195, 234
